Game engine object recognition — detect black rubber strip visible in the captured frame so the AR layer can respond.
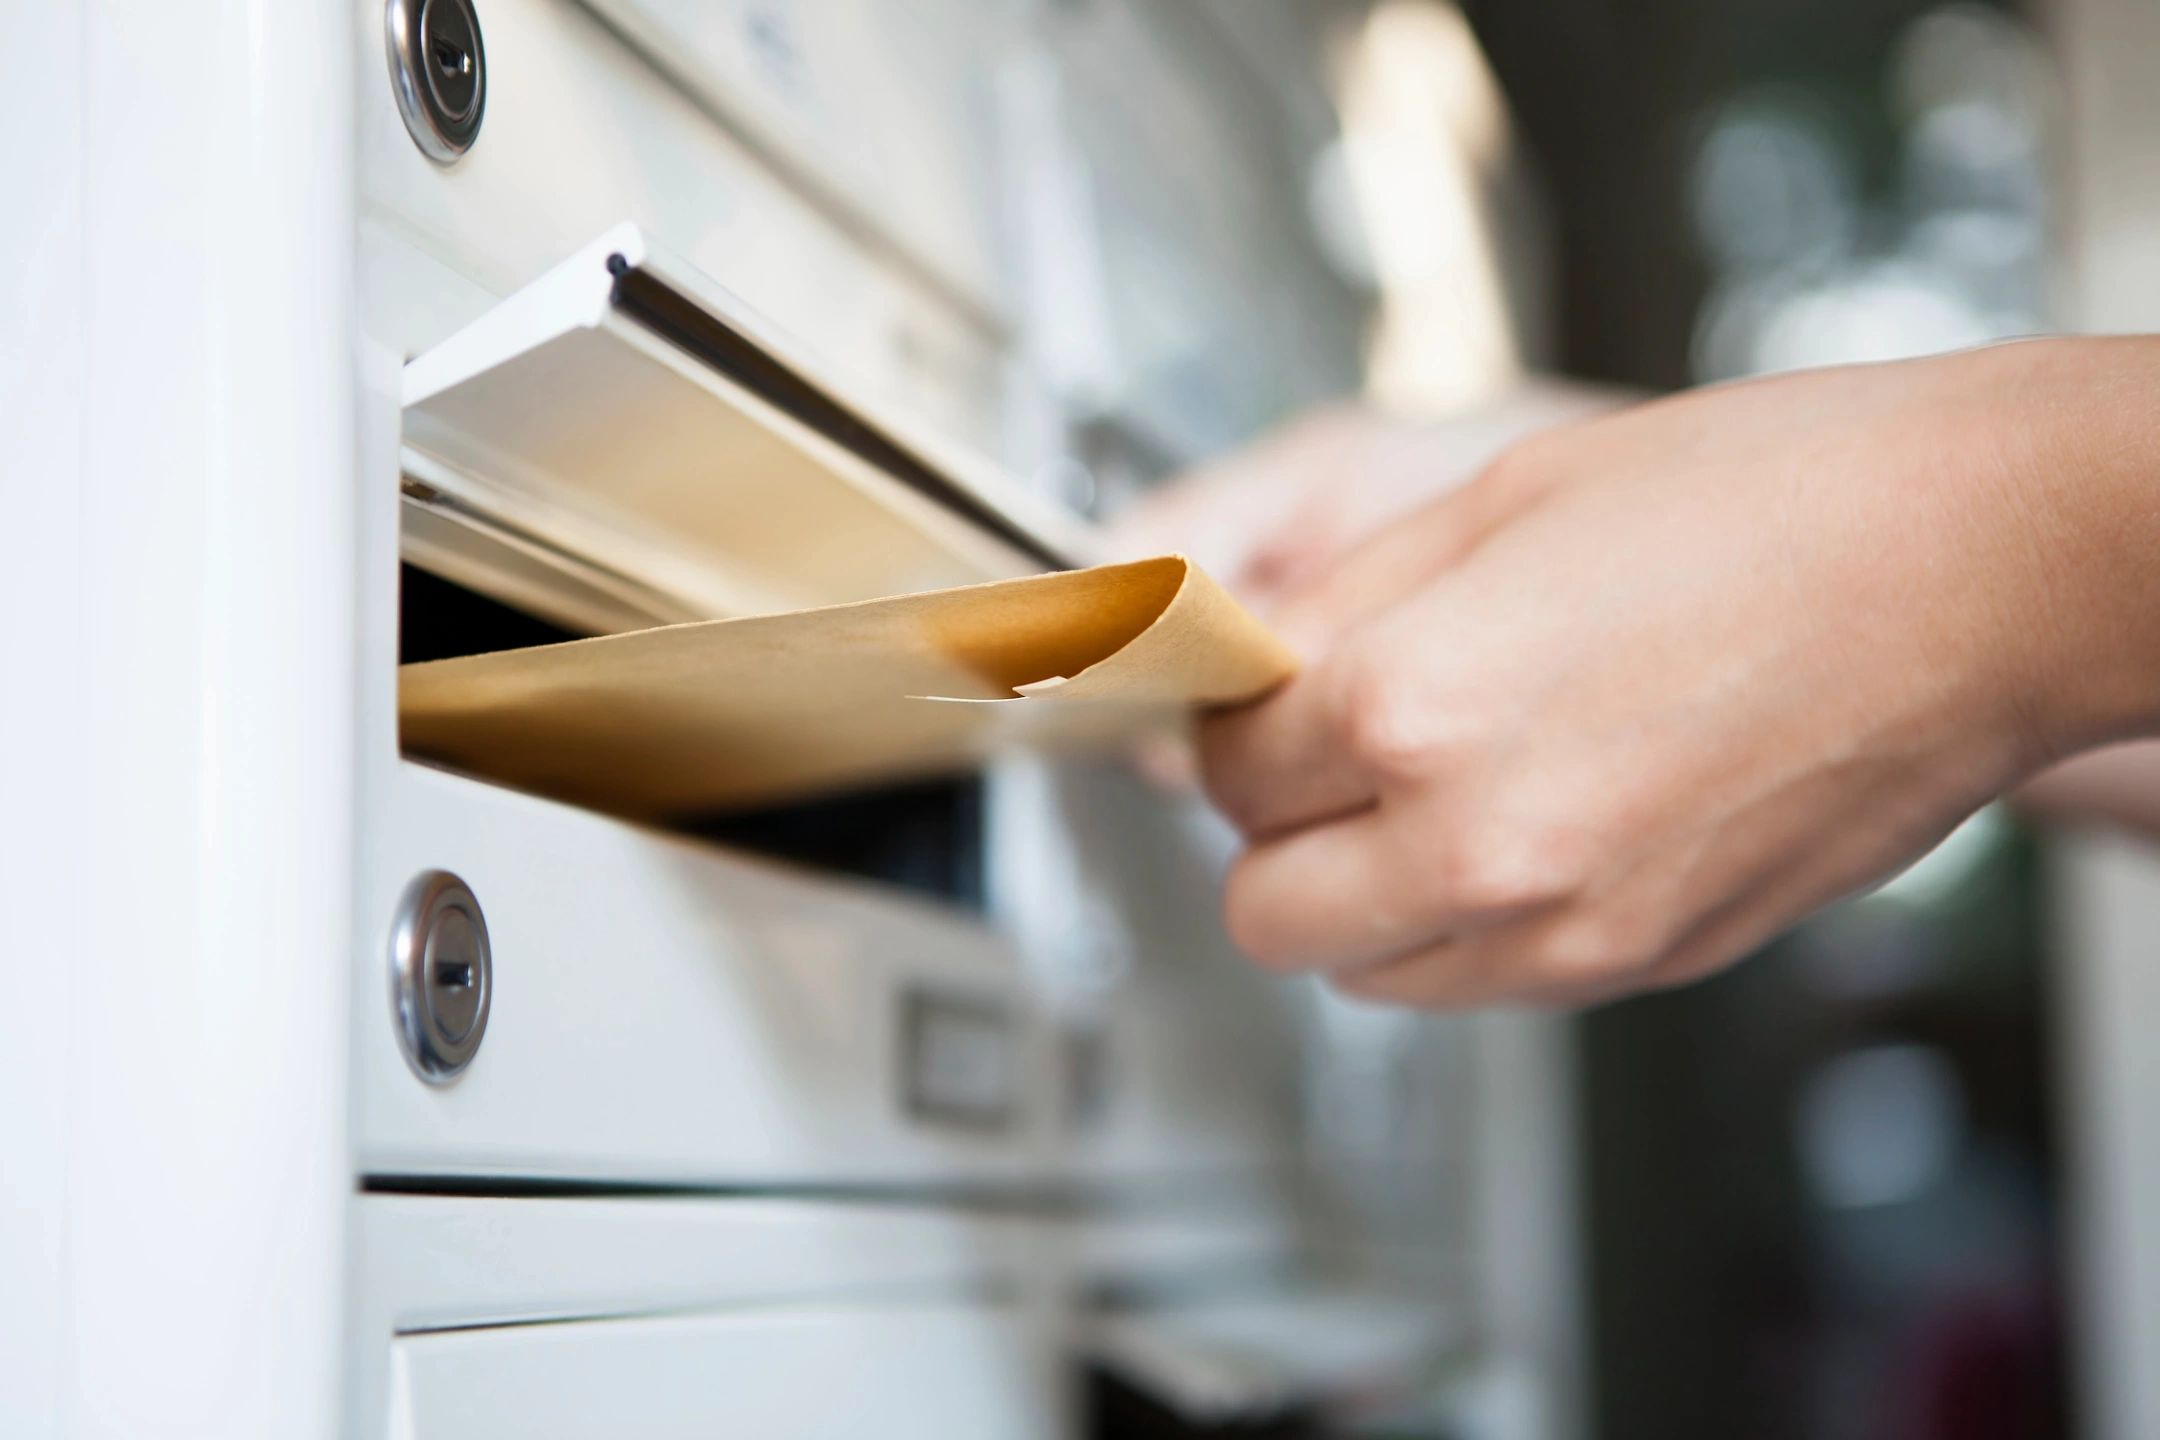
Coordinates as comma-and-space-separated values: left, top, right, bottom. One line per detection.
606, 257, 1070, 572
359, 1171, 1248, 1216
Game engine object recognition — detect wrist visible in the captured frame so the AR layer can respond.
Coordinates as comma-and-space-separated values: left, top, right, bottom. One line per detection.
1971, 337, 2160, 764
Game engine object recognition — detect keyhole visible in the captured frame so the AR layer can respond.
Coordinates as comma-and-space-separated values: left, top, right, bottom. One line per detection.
415, 0, 482, 127
421, 905, 485, 1045
392, 871, 492, 1082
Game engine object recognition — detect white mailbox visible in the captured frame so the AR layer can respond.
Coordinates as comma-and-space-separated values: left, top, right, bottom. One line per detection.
4, 2, 1579, 1436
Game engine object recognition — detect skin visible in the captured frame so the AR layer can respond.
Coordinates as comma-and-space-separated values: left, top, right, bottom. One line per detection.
2015, 738, 2160, 837
1153, 339, 2160, 1009
1115, 380, 1629, 621
1114, 381, 1628, 787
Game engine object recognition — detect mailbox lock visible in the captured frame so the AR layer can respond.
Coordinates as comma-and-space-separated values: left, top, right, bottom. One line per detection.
386, 0, 487, 163
389, 870, 493, 1084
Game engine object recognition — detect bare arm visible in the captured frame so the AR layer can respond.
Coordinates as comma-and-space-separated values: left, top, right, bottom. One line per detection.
1177, 338, 2160, 1008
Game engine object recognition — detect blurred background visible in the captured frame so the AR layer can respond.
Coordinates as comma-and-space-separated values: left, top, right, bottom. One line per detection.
1303, 1, 2159, 1437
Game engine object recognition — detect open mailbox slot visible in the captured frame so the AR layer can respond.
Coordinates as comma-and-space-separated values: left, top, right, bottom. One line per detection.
395, 226, 1294, 829
398, 223, 1081, 634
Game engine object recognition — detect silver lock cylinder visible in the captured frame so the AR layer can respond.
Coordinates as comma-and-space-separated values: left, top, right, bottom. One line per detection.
390, 870, 493, 1084
387, 0, 486, 163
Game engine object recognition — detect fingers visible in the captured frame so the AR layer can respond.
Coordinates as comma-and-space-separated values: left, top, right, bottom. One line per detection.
1129, 733, 1201, 793
1223, 804, 1555, 972
1317, 858, 1818, 1013
1201, 555, 1475, 842
1235, 512, 1352, 613
1192, 434, 1611, 1000
1327, 915, 1631, 1012
1267, 445, 1557, 654
1104, 405, 1368, 588
1197, 661, 1375, 839
1267, 493, 1478, 656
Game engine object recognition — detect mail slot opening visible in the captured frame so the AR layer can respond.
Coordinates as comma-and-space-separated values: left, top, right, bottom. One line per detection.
399, 562, 583, 665
390, 228, 1288, 886
397, 562, 987, 905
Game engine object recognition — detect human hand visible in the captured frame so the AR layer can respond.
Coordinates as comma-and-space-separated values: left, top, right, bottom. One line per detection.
1199, 339, 2160, 1009
1111, 382, 1623, 786
1109, 380, 1625, 620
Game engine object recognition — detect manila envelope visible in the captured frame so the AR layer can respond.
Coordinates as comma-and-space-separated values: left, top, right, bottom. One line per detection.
399, 555, 1295, 818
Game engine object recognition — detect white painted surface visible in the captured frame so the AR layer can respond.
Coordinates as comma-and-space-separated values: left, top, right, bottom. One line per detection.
583, 0, 1019, 321
353, 762, 1065, 1184
34, 1, 358, 1436
347, 1195, 1060, 1440
389, 1302, 1044, 1439
355, 0, 1010, 462
397, 231, 1045, 619
984, 758, 1312, 1180
2051, 834, 2160, 1440
354, 1194, 1042, 1332
341, 1193, 1339, 1439
0, 4, 85, 1436
347, 9, 1311, 1190
0, 0, 1566, 1430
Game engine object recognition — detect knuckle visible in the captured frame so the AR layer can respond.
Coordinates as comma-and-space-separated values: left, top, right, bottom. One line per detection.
1443, 823, 1593, 914
1475, 432, 1560, 501
1334, 654, 1446, 778
1527, 909, 1667, 986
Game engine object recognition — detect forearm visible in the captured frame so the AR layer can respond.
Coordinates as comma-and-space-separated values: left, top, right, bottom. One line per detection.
1985, 337, 2160, 762
1188, 337, 2160, 1009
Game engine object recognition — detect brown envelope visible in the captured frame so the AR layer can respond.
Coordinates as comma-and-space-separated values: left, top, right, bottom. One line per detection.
399, 555, 1296, 818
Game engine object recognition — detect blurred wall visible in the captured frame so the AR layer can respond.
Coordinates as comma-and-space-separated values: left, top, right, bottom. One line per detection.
2041, 5, 2160, 1440
1458, 5, 2076, 1439
2051, 0, 2160, 328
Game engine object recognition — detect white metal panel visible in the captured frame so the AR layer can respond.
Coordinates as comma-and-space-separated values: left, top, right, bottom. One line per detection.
396, 225, 1079, 621
0, 4, 83, 1436
348, 207, 1090, 1194
986, 758, 1313, 1181
354, 761, 1066, 1185
350, 760, 1333, 1190
388, 1303, 1045, 1439
343, 1195, 1073, 1438
355, 1194, 1043, 1332
405, 311, 1032, 617
51, 1, 359, 1436
583, 0, 1019, 319
355, 0, 1010, 464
